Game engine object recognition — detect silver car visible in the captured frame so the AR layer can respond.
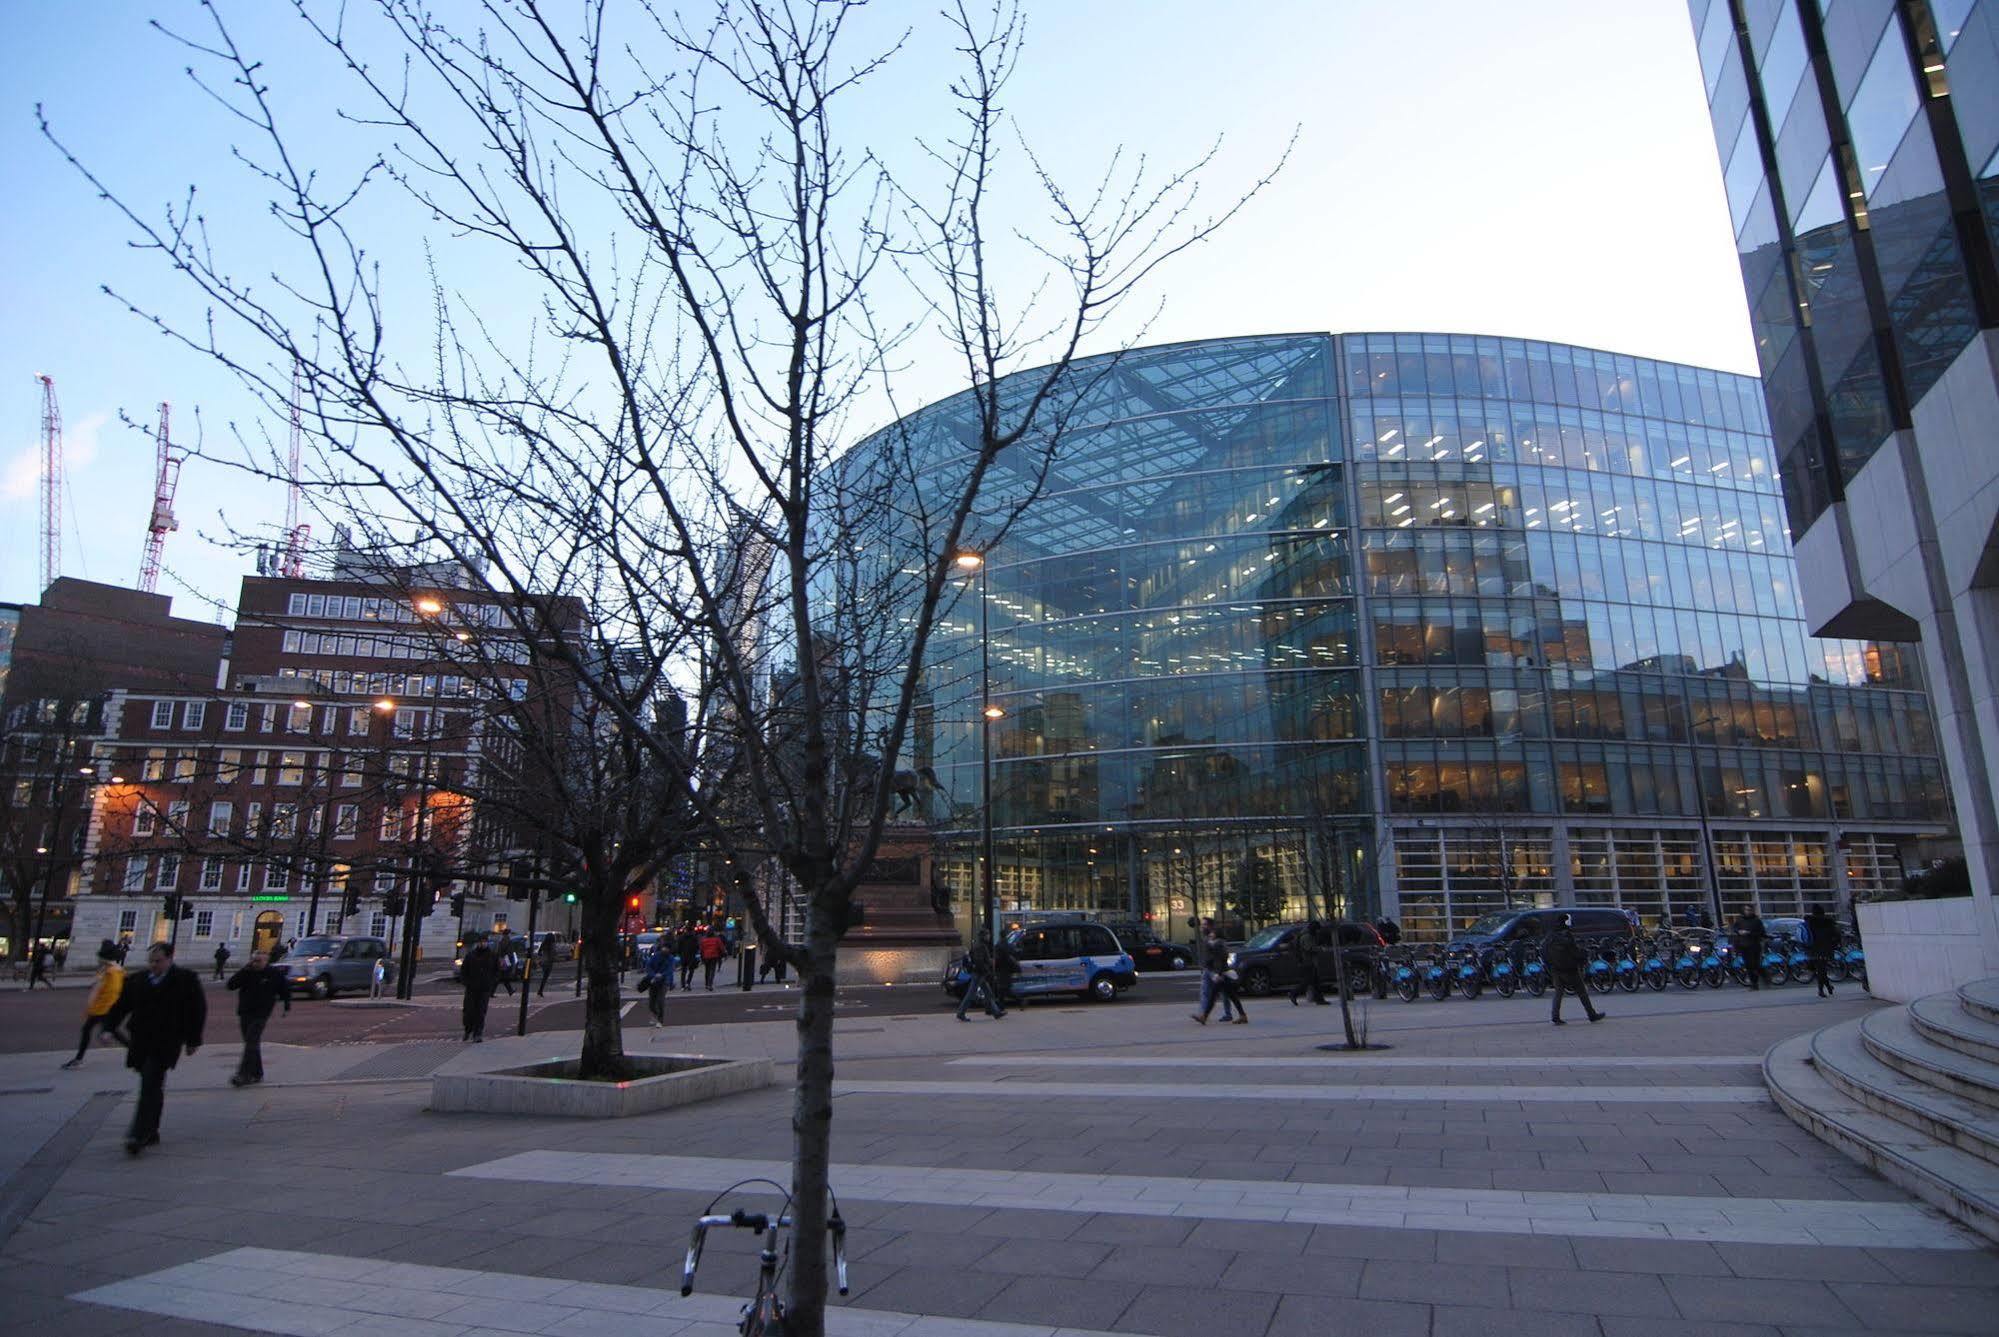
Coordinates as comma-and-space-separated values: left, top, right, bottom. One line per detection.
284, 935, 393, 1000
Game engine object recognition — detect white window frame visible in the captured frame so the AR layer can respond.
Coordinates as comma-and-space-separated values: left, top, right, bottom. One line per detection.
225, 701, 249, 731
118, 909, 138, 936
199, 858, 224, 891
287, 593, 307, 616
334, 804, 358, 839
184, 701, 207, 730
122, 858, 149, 892
277, 751, 306, 785
133, 806, 157, 838
208, 801, 232, 837
265, 862, 291, 893
156, 853, 181, 890
150, 701, 174, 729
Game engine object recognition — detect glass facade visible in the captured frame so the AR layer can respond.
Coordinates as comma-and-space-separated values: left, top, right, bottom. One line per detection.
1692, 0, 1999, 538
856, 333, 1950, 942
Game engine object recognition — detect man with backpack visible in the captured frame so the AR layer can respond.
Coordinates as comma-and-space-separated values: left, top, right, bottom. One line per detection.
1543, 915, 1603, 1025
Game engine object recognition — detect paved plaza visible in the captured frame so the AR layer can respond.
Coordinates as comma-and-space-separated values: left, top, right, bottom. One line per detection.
3, 982, 1997, 1335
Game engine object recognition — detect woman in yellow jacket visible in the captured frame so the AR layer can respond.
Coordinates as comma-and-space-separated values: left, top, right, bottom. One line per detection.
61, 941, 126, 1069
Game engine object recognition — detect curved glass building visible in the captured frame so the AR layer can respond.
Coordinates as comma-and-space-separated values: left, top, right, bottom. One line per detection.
868, 332, 1951, 941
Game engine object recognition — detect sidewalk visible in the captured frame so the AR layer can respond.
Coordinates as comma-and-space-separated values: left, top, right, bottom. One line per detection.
4, 984, 1997, 1335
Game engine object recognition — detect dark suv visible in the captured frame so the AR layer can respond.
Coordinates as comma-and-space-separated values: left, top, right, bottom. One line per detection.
1447, 906, 1638, 954
1098, 922, 1195, 972
1226, 921, 1384, 996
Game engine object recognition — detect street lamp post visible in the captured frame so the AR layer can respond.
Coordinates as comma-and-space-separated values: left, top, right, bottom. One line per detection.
954, 551, 1001, 950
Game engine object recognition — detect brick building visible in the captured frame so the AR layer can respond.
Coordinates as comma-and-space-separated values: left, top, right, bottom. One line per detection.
71, 566, 585, 962
0, 580, 226, 956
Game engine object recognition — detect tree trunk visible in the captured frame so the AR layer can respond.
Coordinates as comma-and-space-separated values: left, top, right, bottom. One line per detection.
577, 881, 629, 1080
782, 891, 842, 1336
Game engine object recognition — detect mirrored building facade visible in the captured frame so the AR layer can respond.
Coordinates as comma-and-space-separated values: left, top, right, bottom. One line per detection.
1688, 0, 1999, 975
867, 333, 1952, 942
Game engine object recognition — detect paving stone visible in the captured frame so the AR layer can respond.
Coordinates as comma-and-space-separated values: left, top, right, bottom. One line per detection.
1508, 1264, 1678, 1316
1270, 1293, 1428, 1336
1862, 1247, 1999, 1287
973, 1275, 1139, 1331
1088, 1243, 1231, 1288
1826, 1283, 1999, 1334
1433, 1303, 1602, 1337
1214, 1250, 1362, 1297
1712, 1242, 1902, 1283
1067, 1214, 1197, 1248
1434, 1231, 1577, 1268
1664, 1275, 1859, 1326
1111, 1281, 1276, 1337
969, 1235, 1111, 1279
845, 1264, 1013, 1319
1570, 1236, 1733, 1276
1359, 1258, 1511, 1307
1302, 1223, 1437, 1261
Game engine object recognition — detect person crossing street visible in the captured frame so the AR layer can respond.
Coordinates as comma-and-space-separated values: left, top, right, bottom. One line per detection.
226, 950, 291, 1086
1543, 915, 1603, 1026
100, 941, 206, 1155
61, 941, 125, 1069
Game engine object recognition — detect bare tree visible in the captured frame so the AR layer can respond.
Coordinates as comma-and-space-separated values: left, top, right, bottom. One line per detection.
44, 2, 1281, 1327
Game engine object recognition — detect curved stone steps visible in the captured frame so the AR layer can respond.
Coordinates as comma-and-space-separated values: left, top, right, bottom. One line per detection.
1861, 1003, 1999, 1114
1765, 1027, 1999, 1245
1810, 1015, 1999, 1168
1910, 987, 1999, 1067
1962, 977, 1999, 1027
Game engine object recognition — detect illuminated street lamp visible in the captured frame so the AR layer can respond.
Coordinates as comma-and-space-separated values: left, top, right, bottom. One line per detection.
953, 549, 998, 950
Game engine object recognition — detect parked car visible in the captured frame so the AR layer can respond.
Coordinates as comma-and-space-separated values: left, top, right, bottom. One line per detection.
284, 935, 393, 1000
943, 921, 1137, 1003
1097, 921, 1195, 972
1445, 906, 1639, 955
1226, 921, 1383, 996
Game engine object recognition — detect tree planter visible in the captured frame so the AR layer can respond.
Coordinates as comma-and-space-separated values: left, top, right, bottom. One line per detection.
431, 1054, 773, 1118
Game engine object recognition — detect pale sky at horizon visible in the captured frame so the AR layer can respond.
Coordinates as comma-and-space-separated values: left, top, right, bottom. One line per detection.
0, 0, 1752, 617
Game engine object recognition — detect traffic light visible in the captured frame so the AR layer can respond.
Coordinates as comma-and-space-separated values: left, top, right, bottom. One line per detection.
180, 899, 195, 920
628, 895, 642, 910
341, 885, 361, 918
563, 892, 577, 904
162, 895, 177, 918
384, 890, 406, 917
449, 892, 465, 916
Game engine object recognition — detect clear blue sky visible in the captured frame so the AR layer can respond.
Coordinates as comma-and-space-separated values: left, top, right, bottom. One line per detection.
1, 0, 1749, 614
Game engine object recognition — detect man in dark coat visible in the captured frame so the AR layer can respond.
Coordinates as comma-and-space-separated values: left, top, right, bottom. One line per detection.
1805, 905, 1841, 998
1289, 921, 1330, 1006
1732, 910, 1768, 989
100, 941, 206, 1155
1543, 915, 1603, 1025
459, 938, 501, 1042
226, 950, 291, 1086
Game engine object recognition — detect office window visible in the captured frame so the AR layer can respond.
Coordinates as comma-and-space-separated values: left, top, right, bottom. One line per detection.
260, 704, 276, 732
348, 707, 370, 736
199, 859, 224, 891
287, 593, 307, 616
150, 701, 174, 729
133, 806, 157, 837
370, 913, 388, 939
184, 701, 207, 730
381, 806, 404, 842
140, 748, 166, 781
1848, 24, 1922, 199
272, 803, 298, 838
266, 862, 291, 892
288, 703, 313, 734
277, 751, 307, 785
246, 802, 263, 837
334, 803, 358, 838
122, 859, 149, 892
192, 909, 214, 938
217, 750, 242, 782
225, 701, 248, 730
235, 863, 253, 892
167, 800, 190, 834
118, 909, 138, 936
171, 752, 197, 783
208, 802, 232, 836
156, 853, 181, 890
282, 630, 303, 653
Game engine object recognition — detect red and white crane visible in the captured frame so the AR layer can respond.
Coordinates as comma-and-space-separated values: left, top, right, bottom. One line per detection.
281, 365, 310, 578
137, 401, 181, 593
35, 374, 61, 592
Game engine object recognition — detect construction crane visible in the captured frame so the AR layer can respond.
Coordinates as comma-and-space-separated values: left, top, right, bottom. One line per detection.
138, 401, 181, 593
35, 374, 61, 591
281, 365, 310, 578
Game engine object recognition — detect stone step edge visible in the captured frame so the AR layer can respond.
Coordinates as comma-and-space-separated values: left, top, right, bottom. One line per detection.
1910, 989, 1999, 1067
1766, 1031, 1999, 1247
1960, 978, 1999, 1028
1860, 1004, 1999, 1115
1813, 1017, 1999, 1168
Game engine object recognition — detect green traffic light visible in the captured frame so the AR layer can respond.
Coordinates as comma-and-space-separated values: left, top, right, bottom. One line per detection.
564, 893, 577, 903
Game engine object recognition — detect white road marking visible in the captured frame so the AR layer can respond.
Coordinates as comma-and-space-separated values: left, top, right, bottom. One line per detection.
450, 1150, 1982, 1250
837, 1078, 1769, 1103
947, 1054, 1767, 1069
73, 1246, 1123, 1336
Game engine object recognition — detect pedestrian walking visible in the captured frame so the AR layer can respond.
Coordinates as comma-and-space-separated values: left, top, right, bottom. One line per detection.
495, 934, 519, 996
62, 941, 126, 1069
212, 942, 231, 980
676, 924, 699, 991
1805, 904, 1840, 997
27, 941, 54, 989
1191, 919, 1247, 1024
53, 942, 68, 971
643, 944, 670, 1026
1543, 915, 1604, 1025
370, 955, 387, 997
1289, 921, 1329, 1006
956, 938, 1005, 1021
459, 938, 500, 1042
99, 941, 206, 1155
1731, 910, 1768, 990
534, 935, 556, 997
226, 950, 291, 1086
699, 926, 724, 990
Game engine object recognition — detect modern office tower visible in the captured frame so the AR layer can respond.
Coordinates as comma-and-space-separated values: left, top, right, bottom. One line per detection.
860, 333, 1952, 941
1688, 0, 1998, 973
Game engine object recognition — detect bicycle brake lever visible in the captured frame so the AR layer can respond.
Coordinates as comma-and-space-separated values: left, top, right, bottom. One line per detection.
830, 1213, 849, 1296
